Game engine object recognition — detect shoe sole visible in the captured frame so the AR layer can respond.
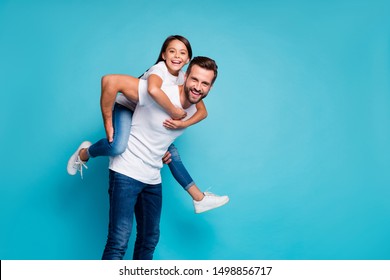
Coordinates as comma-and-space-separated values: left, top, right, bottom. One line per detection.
67, 141, 92, 175
195, 196, 230, 214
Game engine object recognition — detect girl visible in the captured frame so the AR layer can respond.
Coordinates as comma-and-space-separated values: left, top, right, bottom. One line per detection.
67, 35, 229, 213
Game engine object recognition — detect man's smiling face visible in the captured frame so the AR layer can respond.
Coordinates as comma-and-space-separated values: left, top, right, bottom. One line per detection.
183, 64, 214, 105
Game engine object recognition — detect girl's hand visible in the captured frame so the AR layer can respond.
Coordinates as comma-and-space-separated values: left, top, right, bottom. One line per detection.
163, 119, 186, 130
171, 107, 187, 120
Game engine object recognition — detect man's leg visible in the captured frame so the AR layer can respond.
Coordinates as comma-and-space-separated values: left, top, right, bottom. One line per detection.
102, 170, 143, 260
132, 183, 162, 260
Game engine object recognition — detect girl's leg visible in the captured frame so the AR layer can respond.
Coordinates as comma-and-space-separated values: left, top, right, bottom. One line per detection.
167, 144, 230, 213
67, 103, 133, 177
83, 103, 133, 160
167, 144, 203, 200
167, 144, 195, 190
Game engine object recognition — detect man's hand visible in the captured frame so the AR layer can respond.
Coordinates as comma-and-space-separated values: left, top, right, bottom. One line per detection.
163, 119, 186, 130
105, 123, 114, 143
162, 151, 172, 164
170, 107, 187, 120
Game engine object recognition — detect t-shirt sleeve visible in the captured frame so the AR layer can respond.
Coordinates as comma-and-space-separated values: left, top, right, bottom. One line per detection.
144, 63, 165, 80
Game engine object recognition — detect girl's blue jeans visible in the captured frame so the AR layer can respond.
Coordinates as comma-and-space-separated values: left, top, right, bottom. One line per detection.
88, 103, 195, 190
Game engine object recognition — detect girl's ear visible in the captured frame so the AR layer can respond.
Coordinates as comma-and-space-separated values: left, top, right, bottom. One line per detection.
162, 53, 166, 61
185, 58, 190, 64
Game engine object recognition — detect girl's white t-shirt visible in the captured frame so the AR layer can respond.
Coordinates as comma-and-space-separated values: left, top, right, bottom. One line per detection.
115, 61, 185, 110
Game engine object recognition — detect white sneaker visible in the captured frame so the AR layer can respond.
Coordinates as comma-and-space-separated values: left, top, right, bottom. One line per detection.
67, 141, 92, 179
193, 192, 229, 214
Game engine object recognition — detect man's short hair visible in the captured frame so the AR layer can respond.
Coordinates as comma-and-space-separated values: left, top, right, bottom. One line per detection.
186, 56, 218, 85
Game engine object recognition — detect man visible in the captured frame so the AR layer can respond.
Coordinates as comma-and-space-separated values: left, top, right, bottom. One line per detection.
100, 56, 223, 259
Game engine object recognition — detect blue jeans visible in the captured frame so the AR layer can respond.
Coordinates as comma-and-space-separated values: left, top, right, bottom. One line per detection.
88, 103, 132, 158
167, 144, 194, 190
88, 103, 195, 190
102, 170, 162, 260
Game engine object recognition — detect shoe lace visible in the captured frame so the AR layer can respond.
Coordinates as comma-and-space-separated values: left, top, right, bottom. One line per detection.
203, 191, 217, 197
203, 186, 215, 196
74, 156, 88, 179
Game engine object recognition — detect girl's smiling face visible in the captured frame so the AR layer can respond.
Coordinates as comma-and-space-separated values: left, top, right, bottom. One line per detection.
162, 39, 190, 76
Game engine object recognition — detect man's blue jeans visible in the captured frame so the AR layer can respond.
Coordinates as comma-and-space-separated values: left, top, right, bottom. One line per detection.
102, 170, 162, 260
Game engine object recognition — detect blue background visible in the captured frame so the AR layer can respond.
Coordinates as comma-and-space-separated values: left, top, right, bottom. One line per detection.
1, 0, 389, 260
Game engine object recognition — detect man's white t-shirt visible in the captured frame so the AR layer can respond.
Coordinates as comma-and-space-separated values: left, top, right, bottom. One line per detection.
109, 80, 196, 184
115, 61, 185, 110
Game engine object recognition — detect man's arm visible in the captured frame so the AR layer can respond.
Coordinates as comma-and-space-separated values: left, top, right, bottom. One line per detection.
100, 74, 139, 141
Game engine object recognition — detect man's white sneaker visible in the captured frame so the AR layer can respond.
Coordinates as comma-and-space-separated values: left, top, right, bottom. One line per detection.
193, 192, 229, 214
67, 141, 92, 179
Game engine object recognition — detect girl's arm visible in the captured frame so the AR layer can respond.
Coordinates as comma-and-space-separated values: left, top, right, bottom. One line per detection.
148, 74, 187, 120
185, 100, 208, 127
163, 100, 208, 130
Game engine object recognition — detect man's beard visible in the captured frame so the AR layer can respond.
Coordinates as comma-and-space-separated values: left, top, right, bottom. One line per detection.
184, 85, 203, 104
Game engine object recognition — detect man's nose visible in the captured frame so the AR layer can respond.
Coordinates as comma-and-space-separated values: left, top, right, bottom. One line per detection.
194, 82, 201, 91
